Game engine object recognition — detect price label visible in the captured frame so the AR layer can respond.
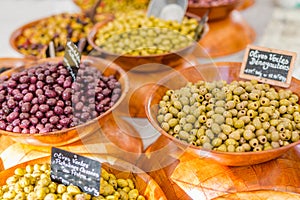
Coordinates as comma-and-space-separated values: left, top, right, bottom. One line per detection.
240, 45, 297, 88
63, 39, 81, 81
50, 147, 101, 196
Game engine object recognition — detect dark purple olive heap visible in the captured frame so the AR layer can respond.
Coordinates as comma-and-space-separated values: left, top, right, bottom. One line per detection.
0, 61, 121, 133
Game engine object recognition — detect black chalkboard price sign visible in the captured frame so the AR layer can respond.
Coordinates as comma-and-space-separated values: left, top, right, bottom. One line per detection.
63, 39, 81, 82
240, 45, 297, 88
50, 147, 101, 196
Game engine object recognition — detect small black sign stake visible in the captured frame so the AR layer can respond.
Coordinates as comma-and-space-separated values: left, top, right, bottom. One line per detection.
63, 39, 81, 81
240, 45, 297, 88
50, 147, 101, 197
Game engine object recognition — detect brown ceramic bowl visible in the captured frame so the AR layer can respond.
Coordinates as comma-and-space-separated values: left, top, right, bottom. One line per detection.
9, 13, 113, 59
145, 62, 300, 166
0, 155, 167, 200
88, 12, 208, 73
0, 56, 129, 146
187, 0, 243, 21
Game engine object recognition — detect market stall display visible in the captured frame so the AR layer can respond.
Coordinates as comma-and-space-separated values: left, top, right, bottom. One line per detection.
1, 1, 300, 200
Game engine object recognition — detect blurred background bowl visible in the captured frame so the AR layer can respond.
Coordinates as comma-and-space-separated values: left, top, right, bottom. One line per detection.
72, 0, 150, 13
88, 12, 208, 73
0, 56, 129, 146
187, 0, 243, 21
145, 62, 300, 166
9, 12, 113, 59
0, 155, 167, 199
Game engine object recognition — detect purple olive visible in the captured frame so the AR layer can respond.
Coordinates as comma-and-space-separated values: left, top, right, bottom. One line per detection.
46, 98, 57, 106
39, 104, 50, 113
23, 93, 34, 102
29, 117, 39, 125
19, 75, 29, 83
21, 102, 31, 113
45, 110, 54, 118
36, 111, 44, 119
45, 89, 56, 98
12, 126, 21, 133
20, 119, 30, 128
49, 116, 59, 125
54, 106, 63, 115
19, 113, 30, 119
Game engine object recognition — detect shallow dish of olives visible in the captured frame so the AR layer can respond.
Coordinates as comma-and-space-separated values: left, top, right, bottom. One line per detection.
145, 62, 300, 166
0, 56, 128, 146
187, 0, 243, 21
88, 11, 208, 72
10, 13, 113, 58
0, 155, 167, 199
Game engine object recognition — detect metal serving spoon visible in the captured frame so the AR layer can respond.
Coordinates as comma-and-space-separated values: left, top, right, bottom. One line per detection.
147, 0, 188, 23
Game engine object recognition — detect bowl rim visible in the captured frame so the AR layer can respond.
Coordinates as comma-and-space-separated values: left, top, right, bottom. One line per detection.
0, 56, 129, 138
87, 12, 208, 59
187, 0, 243, 8
145, 62, 300, 157
9, 12, 114, 58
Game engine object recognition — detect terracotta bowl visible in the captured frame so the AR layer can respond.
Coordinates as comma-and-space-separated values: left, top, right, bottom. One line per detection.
0, 56, 129, 146
145, 62, 300, 166
9, 13, 113, 59
88, 12, 208, 73
187, 0, 243, 21
0, 155, 167, 200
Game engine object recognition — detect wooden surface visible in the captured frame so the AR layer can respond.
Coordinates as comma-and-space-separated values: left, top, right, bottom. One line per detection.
213, 190, 300, 199
138, 143, 300, 200
0, 114, 143, 170
197, 10, 256, 58
0, 156, 168, 200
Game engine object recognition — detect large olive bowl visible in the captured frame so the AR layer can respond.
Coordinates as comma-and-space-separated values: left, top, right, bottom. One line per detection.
9, 12, 113, 59
88, 12, 208, 73
145, 62, 300, 166
0, 56, 129, 147
0, 155, 167, 200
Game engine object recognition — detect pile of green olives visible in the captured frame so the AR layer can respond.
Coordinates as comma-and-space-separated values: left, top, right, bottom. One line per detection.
0, 163, 145, 200
94, 11, 198, 56
157, 80, 300, 152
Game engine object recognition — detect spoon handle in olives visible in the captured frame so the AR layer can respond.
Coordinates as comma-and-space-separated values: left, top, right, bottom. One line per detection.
86, 0, 102, 23
194, 10, 209, 41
